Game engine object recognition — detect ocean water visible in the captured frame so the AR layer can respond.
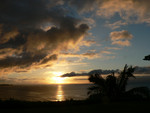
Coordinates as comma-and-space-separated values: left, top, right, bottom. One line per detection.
0, 84, 91, 101
127, 75, 150, 90
0, 76, 150, 102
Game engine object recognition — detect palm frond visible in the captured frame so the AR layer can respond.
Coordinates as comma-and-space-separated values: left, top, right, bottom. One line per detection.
117, 64, 136, 92
88, 74, 106, 87
88, 64, 150, 101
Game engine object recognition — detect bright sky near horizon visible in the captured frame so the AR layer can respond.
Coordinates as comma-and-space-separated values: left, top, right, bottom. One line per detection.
0, 0, 150, 84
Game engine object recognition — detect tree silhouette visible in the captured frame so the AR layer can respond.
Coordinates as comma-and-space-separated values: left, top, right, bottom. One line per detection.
88, 64, 150, 101
143, 55, 150, 61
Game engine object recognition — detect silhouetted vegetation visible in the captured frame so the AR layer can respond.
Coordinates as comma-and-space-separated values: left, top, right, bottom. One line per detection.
88, 64, 150, 102
143, 55, 150, 61
0, 98, 150, 113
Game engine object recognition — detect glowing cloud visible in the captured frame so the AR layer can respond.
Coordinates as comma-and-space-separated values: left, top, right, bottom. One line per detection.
110, 30, 133, 46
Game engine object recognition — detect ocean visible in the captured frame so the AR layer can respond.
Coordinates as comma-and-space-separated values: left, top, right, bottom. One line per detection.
0, 84, 91, 101
0, 75, 150, 102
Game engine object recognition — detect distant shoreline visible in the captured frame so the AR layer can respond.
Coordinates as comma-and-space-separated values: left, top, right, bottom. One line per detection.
0, 83, 91, 86
0, 84, 13, 86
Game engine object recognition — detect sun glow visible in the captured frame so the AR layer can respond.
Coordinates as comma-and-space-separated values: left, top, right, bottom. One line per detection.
52, 72, 66, 84
53, 72, 64, 76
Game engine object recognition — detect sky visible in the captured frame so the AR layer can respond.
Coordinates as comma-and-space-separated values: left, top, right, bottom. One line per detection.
0, 0, 150, 84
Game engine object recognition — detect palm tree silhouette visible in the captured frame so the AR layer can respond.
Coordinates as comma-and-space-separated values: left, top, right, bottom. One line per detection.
143, 55, 150, 61
88, 64, 150, 101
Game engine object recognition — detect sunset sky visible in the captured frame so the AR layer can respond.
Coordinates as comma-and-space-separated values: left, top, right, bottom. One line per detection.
0, 0, 150, 84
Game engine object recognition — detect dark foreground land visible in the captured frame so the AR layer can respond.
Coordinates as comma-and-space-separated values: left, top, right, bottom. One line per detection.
0, 99, 150, 113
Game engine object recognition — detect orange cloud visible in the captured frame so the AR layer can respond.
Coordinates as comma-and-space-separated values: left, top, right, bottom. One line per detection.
110, 30, 133, 41
97, 0, 150, 24
110, 30, 133, 46
60, 52, 99, 59
70, 0, 150, 24
105, 20, 128, 30
112, 40, 131, 47
80, 40, 96, 47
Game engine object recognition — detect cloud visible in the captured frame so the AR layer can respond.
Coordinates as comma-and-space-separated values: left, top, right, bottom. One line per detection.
110, 30, 133, 46
68, 0, 98, 13
80, 40, 96, 47
134, 66, 150, 74
61, 69, 118, 77
97, 0, 150, 24
83, 18, 96, 27
61, 72, 87, 77
112, 40, 131, 47
100, 50, 114, 55
60, 52, 99, 59
105, 20, 128, 30
1, 0, 147, 76
61, 66, 150, 77
110, 30, 133, 41
60, 49, 115, 61
0, 0, 89, 75
69, 0, 150, 24
105, 47, 121, 50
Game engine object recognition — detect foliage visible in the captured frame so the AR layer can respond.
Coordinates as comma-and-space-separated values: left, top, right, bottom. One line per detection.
88, 64, 150, 101
143, 55, 150, 61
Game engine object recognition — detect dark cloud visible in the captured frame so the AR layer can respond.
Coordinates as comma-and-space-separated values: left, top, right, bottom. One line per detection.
0, 52, 46, 68
68, 0, 98, 13
40, 54, 58, 65
61, 69, 118, 77
134, 66, 150, 74
61, 72, 88, 77
0, 0, 89, 74
88, 69, 118, 75
61, 66, 150, 77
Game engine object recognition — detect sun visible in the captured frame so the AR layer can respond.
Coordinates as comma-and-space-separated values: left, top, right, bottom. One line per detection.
53, 72, 64, 76
52, 72, 66, 84
53, 77, 65, 84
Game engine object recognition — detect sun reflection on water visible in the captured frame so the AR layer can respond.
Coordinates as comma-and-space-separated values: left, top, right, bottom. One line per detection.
56, 85, 64, 101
